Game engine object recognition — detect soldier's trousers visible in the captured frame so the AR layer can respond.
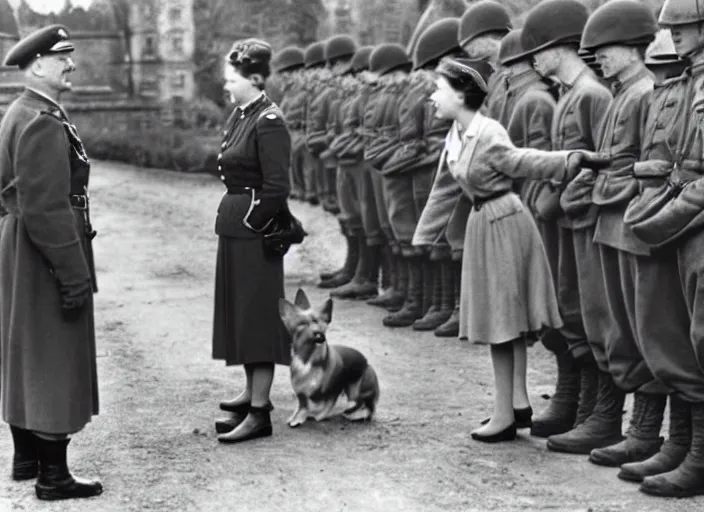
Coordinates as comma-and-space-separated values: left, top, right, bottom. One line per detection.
289, 131, 306, 197
599, 244, 668, 394
360, 165, 384, 246
382, 167, 434, 257
337, 163, 363, 234
302, 148, 321, 201
572, 227, 610, 371
673, 233, 704, 402
557, 226, 591, 359
536, 219, 569, 355
370, 169, 395, 250
324, 164, 338, 210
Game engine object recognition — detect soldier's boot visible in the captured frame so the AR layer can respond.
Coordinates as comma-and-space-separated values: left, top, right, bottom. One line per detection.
573, 354, 600, 427
619, 394, 692, 483
421, 258, 434, 315
530, 352, 581, 438
639, 401, 704, 498
369, 253, 407, 311
367, 246, 395, 307
318, 230, 359, 289
546, 369, 625, 454
331, 235, 380, 300
10, 425, 38, 481
434, 260, 461, 338
589, 392, 666, 467
319, 220, 350, 281
383, 257, 423, 327
328, 168, 340, 214
414, 261, 452, 331
34, 438, 103, 501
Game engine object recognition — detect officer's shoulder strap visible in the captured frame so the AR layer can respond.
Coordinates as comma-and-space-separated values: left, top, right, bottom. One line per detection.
258, 104, 284, 121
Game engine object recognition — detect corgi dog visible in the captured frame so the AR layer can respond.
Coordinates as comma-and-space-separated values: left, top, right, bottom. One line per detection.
278, 289, 380, 427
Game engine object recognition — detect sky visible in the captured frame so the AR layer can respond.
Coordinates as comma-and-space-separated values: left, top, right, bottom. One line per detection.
7, 0, 94, 14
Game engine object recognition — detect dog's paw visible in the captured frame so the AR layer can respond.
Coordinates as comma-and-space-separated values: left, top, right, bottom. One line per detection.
343, 406, 373, 422
287, 412, 308, 428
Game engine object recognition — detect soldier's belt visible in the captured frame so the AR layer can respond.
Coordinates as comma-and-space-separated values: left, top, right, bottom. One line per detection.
70, 194, 88, 210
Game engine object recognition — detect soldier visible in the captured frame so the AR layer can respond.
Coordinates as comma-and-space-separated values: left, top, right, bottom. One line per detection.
303, 41, 326, 208
557, 0, 666, 461
621, 0, 704, 498
0, 25, 102, 500
272, 46, 306, 200
363, 44, 415, 326
409, 17, 468, 334
519, 0, 613, 442
645, 29, 689, 83
457, 0, 513, 120
327, 45, 383, 301
578, 48, 610, 88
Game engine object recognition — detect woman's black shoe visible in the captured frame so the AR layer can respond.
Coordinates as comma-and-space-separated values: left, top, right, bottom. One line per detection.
34, 438, 103, 501
471, 423, 518, 443
479, 407, 532, 429
219, 399, 250, 413
216, 401, 274, 434
10, 425, 39, 481
218, 406, 272, 444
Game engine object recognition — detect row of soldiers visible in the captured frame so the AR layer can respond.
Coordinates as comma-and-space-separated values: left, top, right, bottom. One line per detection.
272, 0, 704, 499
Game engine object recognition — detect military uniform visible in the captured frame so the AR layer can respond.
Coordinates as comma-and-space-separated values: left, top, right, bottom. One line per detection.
306, 78, 338, 212
0, 24, 103, 501
619, 1, 704, 497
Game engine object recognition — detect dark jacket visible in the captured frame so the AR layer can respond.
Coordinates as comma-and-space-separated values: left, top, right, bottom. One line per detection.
215, 94, 291, 238
364, 80, 409, 171
0, 88, 99, 434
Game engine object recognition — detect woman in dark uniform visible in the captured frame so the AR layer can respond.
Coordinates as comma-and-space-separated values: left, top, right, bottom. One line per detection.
211, 38, 291, 444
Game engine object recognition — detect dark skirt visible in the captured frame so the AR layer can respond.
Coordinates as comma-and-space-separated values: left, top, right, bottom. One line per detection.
212, 236, 291, 366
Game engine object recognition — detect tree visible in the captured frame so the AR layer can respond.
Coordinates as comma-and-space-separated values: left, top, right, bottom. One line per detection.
284, 0, 325, 47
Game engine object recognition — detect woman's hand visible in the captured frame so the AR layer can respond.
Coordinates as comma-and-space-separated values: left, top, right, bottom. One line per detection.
566, 151, 612, 180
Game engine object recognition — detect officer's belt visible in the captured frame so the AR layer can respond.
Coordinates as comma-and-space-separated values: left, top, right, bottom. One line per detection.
70, 194, 88, 210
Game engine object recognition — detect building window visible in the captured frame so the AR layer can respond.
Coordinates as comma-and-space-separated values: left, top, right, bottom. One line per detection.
172, 35, 184, 55
171, 72, 186, 88
169, 7, 182, 22
144, 35, 156, 56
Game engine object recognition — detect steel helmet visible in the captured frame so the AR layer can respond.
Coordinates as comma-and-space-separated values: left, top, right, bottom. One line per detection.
581, 0, 657, 52
520, 0, 589, 57
324, 34, 357, 63
658, 0, 704, 26
304, 41, 326, 69
458, 1, 512, 47
272, 46, 305, 73
413, 17, 463, 70
370, 43, 412, 75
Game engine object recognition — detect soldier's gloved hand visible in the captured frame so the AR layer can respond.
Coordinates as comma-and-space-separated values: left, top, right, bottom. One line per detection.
59, 282, 93, 322
632, 160, 671, 179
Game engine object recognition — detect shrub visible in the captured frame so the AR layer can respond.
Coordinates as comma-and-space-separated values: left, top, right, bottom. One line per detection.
82, 128, 220, 174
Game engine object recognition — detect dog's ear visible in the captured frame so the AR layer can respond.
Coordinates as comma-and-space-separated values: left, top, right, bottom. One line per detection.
318, 297, 333, 324
294, 288, 311, 310
278, 298, 300, 328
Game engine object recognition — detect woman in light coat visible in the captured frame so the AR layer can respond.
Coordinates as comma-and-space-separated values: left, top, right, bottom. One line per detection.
428, 57, 609, 442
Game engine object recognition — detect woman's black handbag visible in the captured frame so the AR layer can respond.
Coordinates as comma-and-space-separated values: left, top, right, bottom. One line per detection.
262, 203, 307, 258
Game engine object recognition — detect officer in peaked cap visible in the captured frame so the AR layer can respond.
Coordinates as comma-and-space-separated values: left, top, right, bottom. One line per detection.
0, 24, 103, 501
519, 0, 614, 445
4, 24, 74, 68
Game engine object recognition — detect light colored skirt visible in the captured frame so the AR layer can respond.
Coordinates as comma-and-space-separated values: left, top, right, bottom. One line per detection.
459, 192, 563, 344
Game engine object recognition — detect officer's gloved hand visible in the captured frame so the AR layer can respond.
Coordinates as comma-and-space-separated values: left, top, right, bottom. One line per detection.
59, 282, 93, 322
632, 160, 671, 179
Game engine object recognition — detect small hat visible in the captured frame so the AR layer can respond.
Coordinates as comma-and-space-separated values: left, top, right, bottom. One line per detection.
4, 24, 74, 68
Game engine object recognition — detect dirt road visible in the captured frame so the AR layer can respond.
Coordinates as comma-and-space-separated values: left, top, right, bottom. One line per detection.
0, 161, 700, 512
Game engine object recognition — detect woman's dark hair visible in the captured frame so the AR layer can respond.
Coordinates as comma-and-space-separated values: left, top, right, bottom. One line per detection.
435, 56, 488, 110
227, 38, 273, 89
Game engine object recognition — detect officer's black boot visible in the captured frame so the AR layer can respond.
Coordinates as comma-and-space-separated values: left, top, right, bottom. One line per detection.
620, 394, 692, 483
434, 260, 461, 337
383, 256, 423, 327
35, 438, 103, 501
319, 220, 349, 281
369, 252, 406, 311
319, 230, 359, 289
414, 260, 452, 331
546, 369, 625, 454
639, 400, 704, 497
10, 425, 38, 481
590, 391, 666, 467
530, 352, 581, 438
331, 234, 379, 300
